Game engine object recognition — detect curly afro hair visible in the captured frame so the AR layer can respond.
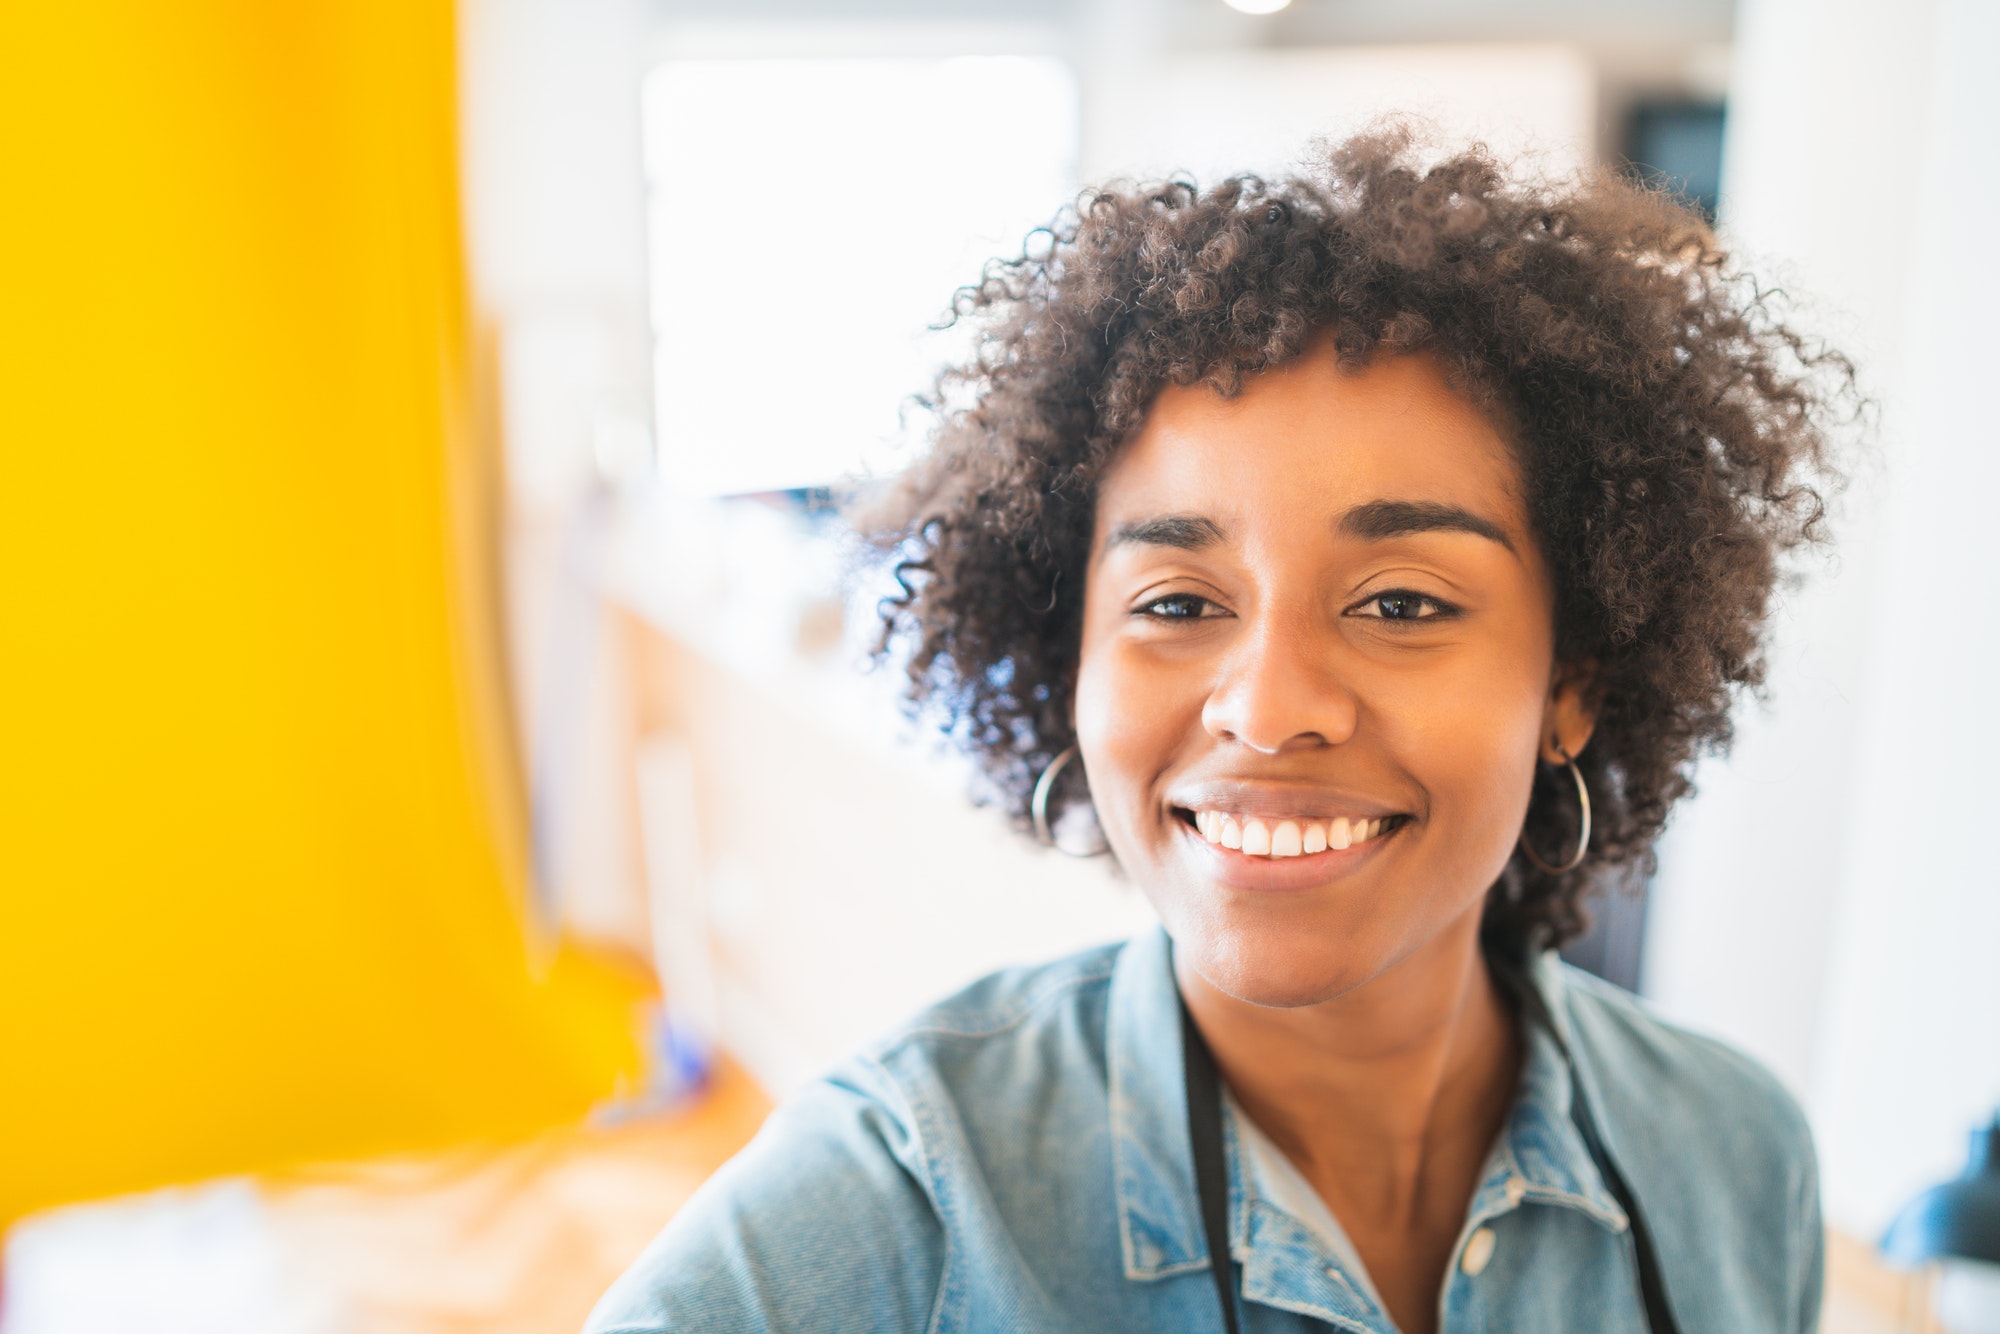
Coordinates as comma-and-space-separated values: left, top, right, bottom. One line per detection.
865, 127, 1850, 959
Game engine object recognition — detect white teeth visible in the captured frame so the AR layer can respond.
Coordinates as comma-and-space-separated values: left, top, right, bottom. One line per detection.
1190, 809, 1395, 858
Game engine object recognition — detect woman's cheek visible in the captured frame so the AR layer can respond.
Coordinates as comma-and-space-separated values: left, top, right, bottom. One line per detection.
1393, 663, 1545, 882
1074, 639, 1182, 862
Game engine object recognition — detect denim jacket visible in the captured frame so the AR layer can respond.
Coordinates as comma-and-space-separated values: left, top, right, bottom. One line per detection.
587, 927, 1822, 1333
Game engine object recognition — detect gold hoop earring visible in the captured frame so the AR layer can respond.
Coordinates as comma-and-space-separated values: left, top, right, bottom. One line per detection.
1031, 745, 1103, 858
1519, 746, 1591, 874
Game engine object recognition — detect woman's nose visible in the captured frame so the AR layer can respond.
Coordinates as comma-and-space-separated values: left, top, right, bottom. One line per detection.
1199, 615, 1358, 754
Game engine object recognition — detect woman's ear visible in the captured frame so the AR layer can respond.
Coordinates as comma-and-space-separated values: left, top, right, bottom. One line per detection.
1541, 659, 1600, 762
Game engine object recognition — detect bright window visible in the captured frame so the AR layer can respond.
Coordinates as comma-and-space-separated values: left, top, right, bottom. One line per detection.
642, 56, 1079, 496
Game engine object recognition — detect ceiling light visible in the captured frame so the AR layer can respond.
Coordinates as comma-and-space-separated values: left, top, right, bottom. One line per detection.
1221, 0, 1292, 13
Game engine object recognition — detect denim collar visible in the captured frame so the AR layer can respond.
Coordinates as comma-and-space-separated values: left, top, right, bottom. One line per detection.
1107, 926, 1630, 1324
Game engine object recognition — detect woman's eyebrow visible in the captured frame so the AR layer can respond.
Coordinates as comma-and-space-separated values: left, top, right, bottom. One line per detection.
1103, 513, 1226, 552
1336, 499, 1515, 553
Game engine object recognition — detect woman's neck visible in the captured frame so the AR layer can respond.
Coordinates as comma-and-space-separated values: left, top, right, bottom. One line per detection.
1176, 907, 1521, 1332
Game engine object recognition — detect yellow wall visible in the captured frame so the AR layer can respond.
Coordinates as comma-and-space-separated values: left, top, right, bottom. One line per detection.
0, 2, 645, 1223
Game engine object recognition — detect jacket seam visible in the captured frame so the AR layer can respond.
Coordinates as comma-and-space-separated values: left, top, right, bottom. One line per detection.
850, 1050, 958, 1334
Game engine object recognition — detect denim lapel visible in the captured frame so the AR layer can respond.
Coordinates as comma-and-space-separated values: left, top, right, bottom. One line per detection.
1107, 925, 1212, 1281
1478, 956, 1629, 1231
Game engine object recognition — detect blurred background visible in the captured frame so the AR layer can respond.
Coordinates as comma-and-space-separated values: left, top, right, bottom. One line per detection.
2, 0, 1994, 1330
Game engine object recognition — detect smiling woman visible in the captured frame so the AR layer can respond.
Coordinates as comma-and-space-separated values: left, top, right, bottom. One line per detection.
587, 129, 1852, 1334
1078, 355, 1570, 1003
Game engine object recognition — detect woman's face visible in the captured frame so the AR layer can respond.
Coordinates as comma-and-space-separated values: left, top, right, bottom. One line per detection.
1074, 350, 1593, 1007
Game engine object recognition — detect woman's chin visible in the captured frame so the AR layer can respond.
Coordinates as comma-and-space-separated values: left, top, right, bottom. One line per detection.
1181, 924, 1389, 1010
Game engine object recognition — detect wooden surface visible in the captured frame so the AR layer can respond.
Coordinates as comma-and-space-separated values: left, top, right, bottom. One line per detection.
257, 1061, 771, 1333
1825, 1228, 1939, 1334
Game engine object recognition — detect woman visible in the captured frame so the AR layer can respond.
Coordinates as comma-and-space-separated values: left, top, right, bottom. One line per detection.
588, 130, 1847, 1333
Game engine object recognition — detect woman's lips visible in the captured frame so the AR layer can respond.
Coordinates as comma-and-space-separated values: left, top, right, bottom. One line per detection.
1175, 811, 1404, 891
1189, 808, 1395, 857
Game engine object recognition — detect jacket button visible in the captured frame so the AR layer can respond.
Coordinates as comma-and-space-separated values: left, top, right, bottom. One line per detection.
1461, 1227, 1497, 1276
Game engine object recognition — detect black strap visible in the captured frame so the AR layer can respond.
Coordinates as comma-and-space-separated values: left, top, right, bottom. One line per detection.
1489, 959, 1683, 1334
1566, 1072, 1681, 1334
1179, 977, 1680, 1334
1181, 1002, 1242, 1334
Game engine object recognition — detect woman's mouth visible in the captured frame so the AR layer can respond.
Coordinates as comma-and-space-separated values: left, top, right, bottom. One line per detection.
1178, 808, 1408, 858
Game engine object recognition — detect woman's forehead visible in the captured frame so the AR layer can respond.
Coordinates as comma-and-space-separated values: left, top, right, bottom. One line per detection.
1094, 351, 1530, 548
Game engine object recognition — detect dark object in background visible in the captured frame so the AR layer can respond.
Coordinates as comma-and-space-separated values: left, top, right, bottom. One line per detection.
1883, 1114, 2000, 1267
1560, 879, 1651, 994
1623, 102, 1727, 221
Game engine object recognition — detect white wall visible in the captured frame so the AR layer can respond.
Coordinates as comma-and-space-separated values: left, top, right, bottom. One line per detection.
1643, 0, 2000, 1235
1081, 42, 1597, 184
459, 0, 652, 350
459, 0, 659, 953
1810, 0, 2000, 1234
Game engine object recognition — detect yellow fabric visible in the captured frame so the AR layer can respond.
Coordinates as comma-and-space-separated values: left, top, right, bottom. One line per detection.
0, 1, 645, 1223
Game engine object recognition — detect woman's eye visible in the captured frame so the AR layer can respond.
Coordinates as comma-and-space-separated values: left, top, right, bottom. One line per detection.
1138, 593, 1221, 620
1352, 590, 1452, 621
